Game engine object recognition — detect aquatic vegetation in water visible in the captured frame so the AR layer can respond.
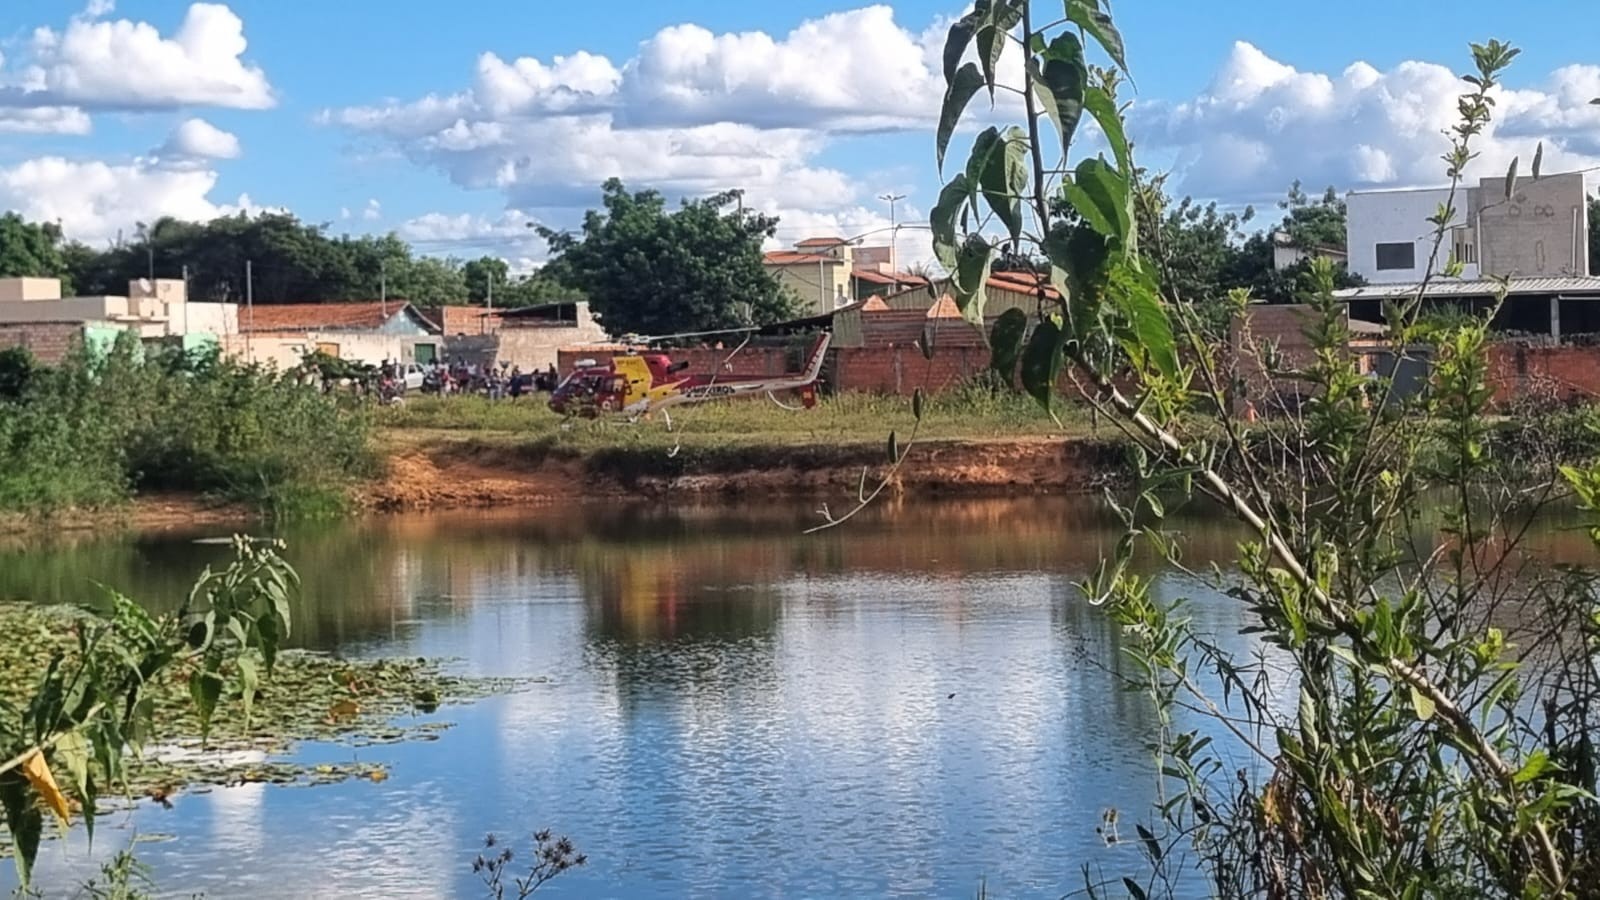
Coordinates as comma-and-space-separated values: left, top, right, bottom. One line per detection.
0, 598, 532, 860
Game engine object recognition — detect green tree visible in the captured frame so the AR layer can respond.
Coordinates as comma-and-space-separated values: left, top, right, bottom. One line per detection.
391, 256, 467, 304
462, 256, 509, 304
0, 214, 70, 289
1278, 179, 1349, 251
538, 178, 794, 337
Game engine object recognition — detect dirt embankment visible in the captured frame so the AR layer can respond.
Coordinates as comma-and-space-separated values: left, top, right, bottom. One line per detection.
358, 437, 1128, 512
3, 437, 1128, 536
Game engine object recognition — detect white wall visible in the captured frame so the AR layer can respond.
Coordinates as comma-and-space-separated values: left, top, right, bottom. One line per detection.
0, 277, 63, 302
0, 296, 130, 323
1346, 188, 1477, 284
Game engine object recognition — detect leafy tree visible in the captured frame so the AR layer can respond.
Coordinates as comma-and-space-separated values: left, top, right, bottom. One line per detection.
0, 214, 71, 290
462, 256, 509, 304
538, 178, 794, 337
1277, 179, 1349, 251
389, 256, 466, 304
495, 271, 581, 309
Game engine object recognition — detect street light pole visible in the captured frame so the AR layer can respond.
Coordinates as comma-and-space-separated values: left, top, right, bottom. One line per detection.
878, 193, 906, 281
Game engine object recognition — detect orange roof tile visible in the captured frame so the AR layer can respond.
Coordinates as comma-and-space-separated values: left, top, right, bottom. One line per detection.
860, 295, 890, 312
241, 302, 423, 333
926, 295, 963, 319
795, 237, 848, 248
765, 250, 841, 265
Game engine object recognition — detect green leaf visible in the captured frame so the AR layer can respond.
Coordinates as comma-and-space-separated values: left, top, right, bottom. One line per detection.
1122, 877, 1149, 900
942, 8, 980, 82
189, 670, 224, 741
937, 63, 985, 172
976, 1, 1022, 98
1532, 141, 1544, 180
1062, 157, 1132, 249
56, 729, 94, 845
238, 655, 260, 730
968, 126, 1029, 241
1021, 315, 1065, 408
989, 308, 1029, 380
912, 388, 924, 421
1030, 33, 1086, 161
930, 174, 972, 271
954, 239, 995, 325
1514, 750, 1551, 785
887, 430, 900, 464
1066, 0, 1129, 74
1504, 155, 1518, 201
1107, 262, 1177, 378
1135, 823, 1162, 862
1410, 685, 1436, 722
2, 779, 43, 887
1084, 85, 1131, 175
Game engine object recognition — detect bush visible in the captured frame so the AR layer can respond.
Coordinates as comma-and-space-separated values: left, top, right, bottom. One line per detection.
0, 334, 373, 516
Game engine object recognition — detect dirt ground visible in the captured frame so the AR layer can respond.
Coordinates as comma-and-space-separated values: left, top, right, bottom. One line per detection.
357, 435, 1122, 511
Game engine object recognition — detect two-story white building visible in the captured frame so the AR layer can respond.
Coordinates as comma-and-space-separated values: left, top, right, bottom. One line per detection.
1340, 171, 1600, 337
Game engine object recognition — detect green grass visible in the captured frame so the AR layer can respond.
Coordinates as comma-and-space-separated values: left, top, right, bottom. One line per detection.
376, 387, 1105, 454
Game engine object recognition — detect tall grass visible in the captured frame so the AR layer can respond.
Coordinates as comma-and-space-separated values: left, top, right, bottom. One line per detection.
0, 335, 374, 516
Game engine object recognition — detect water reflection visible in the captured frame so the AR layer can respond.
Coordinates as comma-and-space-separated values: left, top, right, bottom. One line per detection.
6, 496, 1567, 897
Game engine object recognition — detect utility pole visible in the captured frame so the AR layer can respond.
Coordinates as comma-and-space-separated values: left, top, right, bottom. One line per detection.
380, 259, 388, 318
181, 264, 189, 338
878, 193, 906, 280
245, 259, 254, 363
486, 269, 494, 312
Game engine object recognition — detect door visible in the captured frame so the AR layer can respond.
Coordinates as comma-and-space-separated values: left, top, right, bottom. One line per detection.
414, 343, 438, 365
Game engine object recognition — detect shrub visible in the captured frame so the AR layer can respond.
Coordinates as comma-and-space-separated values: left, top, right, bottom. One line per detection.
0, 333, 373, 516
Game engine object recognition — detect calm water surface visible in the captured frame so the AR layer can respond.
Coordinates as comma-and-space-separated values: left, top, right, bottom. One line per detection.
0, 496, 1505, 898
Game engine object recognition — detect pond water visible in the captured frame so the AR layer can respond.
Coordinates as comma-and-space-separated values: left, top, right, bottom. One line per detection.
2, 496, 1584, 898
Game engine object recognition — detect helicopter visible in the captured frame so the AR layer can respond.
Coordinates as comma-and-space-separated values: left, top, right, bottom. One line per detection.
548, 330, 832, 421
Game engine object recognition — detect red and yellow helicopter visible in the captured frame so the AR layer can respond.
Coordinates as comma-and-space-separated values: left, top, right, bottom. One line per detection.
548, 330, 832, 421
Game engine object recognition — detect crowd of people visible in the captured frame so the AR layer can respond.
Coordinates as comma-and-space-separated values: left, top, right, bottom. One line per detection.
375, 358, 562, 403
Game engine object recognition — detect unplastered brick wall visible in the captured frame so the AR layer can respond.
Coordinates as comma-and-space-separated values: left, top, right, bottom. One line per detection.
1486, 343, 1600, 407
0, 322, 82, 364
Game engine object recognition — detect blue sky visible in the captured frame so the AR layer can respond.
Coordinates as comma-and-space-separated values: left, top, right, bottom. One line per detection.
1, 1, 1596, 268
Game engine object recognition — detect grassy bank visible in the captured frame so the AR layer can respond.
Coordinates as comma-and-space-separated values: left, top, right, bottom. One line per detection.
0, 338, 375, 519
376, 383, 1103, 453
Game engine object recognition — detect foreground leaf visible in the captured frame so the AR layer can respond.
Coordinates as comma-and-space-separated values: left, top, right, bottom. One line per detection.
937, 64, 985, 172
1021, 315, 1066, 408
989, 308, 1029, 381
21, 751, 70, 827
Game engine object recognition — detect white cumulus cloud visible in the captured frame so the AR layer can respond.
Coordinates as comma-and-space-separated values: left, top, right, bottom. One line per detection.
157, 117, 242, 162
0, 156, 229, 244
322, 6, 967, 246
1132, 42, 1600, 202
0, 3, 274, 111
0, 106, 92, 135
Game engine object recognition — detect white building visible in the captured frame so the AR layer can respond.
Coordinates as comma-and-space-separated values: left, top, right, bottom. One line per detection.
1346, 171, 1589, 285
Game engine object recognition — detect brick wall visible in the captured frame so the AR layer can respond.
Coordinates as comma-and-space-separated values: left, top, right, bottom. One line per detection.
0, 322, 82, 364
1486, 343, 1600, 407
1230, 304, 1322, 415
832, 345, 990, 395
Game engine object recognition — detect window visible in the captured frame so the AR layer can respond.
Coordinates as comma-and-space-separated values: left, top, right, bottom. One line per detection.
1375, 242, 1416, 271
